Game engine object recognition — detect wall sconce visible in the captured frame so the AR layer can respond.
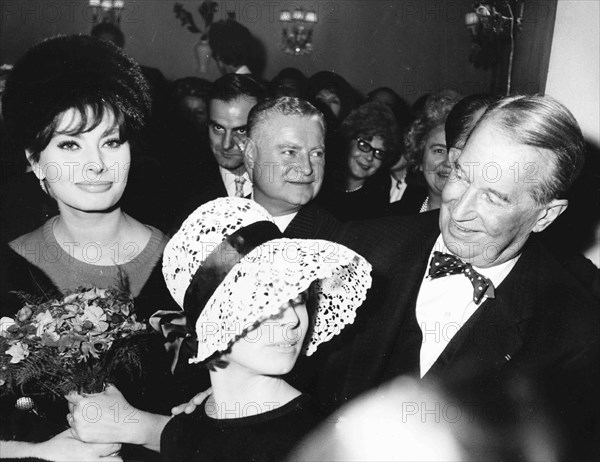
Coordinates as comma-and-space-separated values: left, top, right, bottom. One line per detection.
465, 1, 524, 95
279, 8, 317, 56
89, 0, 125, 25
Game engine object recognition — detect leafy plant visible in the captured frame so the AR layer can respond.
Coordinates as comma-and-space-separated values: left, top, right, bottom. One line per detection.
174, 1, 218, 39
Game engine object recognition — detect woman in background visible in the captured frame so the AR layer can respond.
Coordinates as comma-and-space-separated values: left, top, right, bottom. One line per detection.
318, 101, 401, 222
394, 90, 462, 214
270, 67, 308, 98
307, 71, 358, 122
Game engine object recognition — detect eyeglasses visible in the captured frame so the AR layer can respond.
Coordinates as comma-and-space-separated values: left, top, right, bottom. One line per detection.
355, 138, 387, 160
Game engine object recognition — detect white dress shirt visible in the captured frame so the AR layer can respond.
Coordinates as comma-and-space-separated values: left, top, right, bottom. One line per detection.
389, 171, 408, 203
272, 212, 298, 232
220, 167, 252, 198
235, 65, 252, 75
416, 236, 519, 377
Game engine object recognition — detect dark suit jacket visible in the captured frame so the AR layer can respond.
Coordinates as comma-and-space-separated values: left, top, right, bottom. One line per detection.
385, 183, 428, 216
284, 203, 342, 240
168, 161, 228, 235
312, 211, 599, 457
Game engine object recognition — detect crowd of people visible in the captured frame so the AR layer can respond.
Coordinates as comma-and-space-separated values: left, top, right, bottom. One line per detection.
0, 18, 599, 462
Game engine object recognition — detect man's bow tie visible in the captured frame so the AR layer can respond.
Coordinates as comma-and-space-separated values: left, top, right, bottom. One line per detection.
428, 251, 495, 304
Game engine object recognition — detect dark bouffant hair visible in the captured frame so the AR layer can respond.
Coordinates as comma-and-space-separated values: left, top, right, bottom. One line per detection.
340, 101, 401, 166
307, 71, 359, 122
270, 67, 308, 99
208, 20, 251, 68
404, 90, 462, 170
2, 34, 151, 162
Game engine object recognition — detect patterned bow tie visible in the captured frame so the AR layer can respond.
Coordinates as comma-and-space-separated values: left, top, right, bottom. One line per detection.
234, 176, 246, 197
428, 251, 495, 304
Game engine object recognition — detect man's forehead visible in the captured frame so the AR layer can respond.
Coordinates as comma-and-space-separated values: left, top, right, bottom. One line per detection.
209, 97, 257, 118
458, 120, 553, 193
259, 114, 324, 141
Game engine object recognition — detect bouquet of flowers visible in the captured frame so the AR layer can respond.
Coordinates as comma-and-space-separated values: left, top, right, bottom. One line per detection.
0, 285, 147, 397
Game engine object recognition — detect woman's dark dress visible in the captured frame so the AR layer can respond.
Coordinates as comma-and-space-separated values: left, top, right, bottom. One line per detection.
317, 172, 390, 223
0, 244, 180, 461
160, 394, 323, 462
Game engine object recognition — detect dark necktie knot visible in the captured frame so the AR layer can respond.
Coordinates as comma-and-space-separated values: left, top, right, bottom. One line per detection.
428, 251, 495, 304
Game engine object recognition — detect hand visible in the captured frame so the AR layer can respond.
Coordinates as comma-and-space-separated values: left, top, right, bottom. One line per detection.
2, 429, 122, 461
66, 385, 138, 444
66, 384, 171, 452
170, 387, 212, 415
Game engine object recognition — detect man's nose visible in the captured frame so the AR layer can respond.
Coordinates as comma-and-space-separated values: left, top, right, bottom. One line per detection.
297, 153, 314, 177
222, 131, 234, 151
451, 187, 478, 221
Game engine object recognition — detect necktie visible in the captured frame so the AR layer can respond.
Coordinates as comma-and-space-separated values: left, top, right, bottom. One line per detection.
428, 251, 495, 304
234, 176, 246, 197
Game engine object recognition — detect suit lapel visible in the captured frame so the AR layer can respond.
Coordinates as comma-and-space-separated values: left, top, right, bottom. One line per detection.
341, 217, 440, 399
203, 161, 228, 198
425, 241, 539, 382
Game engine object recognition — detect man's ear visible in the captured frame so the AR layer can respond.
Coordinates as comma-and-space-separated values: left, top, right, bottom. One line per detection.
25, 150, 44, 180
448, 147, 461, 163
243, 138, 256, 180
532, 199, 568, 233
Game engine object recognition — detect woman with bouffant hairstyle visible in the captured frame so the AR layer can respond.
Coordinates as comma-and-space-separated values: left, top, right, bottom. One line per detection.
318, 101, 401, 222
2, 35, 176, 317
403, 90, 462, 212
1, 35, 178, 459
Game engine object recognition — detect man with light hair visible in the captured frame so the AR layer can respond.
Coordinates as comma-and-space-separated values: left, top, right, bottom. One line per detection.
243, 96, 340, 238
316, 95, 599, 460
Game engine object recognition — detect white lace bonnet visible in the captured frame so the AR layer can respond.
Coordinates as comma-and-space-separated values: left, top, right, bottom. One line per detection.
162, 197, 372, 363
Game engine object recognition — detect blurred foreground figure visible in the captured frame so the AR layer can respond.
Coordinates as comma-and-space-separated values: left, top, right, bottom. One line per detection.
288, 375, 560, 462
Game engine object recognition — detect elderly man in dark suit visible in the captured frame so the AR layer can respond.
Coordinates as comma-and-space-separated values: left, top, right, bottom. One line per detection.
243, 97, 340, 239
310, 95, 598, 459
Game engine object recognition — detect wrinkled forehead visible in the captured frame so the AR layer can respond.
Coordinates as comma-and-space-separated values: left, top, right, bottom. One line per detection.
459, 119, 555, 189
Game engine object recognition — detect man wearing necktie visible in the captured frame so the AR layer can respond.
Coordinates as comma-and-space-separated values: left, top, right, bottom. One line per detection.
170, 74, 265, 231
311, 95, 599, 460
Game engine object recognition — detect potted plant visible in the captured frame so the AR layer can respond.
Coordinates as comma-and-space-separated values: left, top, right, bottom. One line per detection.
174, 1, 218, 73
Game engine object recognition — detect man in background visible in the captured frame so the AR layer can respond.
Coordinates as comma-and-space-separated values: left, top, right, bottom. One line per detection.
170, 73, 265, 231
208, 19, 252, 75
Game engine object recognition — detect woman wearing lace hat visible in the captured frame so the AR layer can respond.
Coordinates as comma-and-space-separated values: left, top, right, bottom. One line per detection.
157, 197, 371, 461
67, 197, 371, 461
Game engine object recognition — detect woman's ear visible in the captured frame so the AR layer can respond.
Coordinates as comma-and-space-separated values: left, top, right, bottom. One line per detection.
25, 150, 44, 180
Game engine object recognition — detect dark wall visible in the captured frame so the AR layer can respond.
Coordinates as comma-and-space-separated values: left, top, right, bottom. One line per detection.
1, 0, 495, 103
